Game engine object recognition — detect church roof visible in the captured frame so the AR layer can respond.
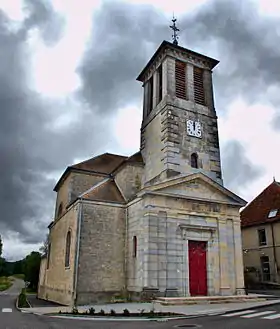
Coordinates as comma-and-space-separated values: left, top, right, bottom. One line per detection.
241, 181, 280, 228
82, 179, 125, 204
54, 151, 143, 192
136, 40, 219, 82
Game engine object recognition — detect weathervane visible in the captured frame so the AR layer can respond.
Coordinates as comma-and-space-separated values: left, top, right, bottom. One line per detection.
170, 15, 179, 45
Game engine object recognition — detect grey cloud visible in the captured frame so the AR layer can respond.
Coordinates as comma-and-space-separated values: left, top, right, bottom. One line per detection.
0, 1, 111, 254
179, 0, 280, 120
221, 140, 264, 192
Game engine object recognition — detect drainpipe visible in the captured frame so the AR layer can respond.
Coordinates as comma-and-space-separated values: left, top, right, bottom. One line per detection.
271, 223, 278, 282
124, 207, 128, 295
73, 198, 83, 307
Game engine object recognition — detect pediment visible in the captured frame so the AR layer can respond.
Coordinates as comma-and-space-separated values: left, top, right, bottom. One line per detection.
143, 173, 246, 206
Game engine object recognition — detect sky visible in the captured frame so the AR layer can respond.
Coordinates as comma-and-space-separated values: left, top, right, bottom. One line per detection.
0, 0, 280, 260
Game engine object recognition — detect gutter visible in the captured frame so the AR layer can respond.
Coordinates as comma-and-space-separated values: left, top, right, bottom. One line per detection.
124, 207, 128, 293
73, 197, 83, 307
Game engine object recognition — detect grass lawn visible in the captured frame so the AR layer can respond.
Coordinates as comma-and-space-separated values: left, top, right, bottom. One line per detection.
0, 277, 13, 291
12, 274, 25, 280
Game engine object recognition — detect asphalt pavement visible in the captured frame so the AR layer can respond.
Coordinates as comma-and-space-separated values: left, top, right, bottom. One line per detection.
1, 279, 280, 328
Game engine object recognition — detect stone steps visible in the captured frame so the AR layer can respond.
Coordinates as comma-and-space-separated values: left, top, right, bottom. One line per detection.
154, 295, 267, 305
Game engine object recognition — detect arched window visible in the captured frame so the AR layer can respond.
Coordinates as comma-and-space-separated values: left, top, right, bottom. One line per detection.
65, 230, 71, 268
57, 202, 63, 218
191, 153, 198, 169
133, 236, 137, 258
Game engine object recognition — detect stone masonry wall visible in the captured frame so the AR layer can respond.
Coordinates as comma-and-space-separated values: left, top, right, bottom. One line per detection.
138, 193, 244, 296
38, 204, 78, 305
76, 202, 126, 305
115, 164, 144, 201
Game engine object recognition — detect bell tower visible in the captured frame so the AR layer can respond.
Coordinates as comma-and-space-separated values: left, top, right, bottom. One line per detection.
137, 20, 223, 186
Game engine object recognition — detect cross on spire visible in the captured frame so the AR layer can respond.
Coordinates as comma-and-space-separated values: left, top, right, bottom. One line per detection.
170, 15, 180, 45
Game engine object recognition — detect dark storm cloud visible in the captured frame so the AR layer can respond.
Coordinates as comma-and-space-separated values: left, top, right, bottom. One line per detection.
221, 140, 264, 192
1, 0, 278, 257
0, 1, 111, 250
179, 0, 280, 118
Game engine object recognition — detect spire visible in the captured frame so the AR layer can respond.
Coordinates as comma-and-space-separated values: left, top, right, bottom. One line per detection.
169, 15, 180, 45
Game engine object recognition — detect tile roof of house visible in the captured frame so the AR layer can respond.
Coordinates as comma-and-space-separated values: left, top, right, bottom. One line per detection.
82, 179, 125, 203
240, 181, 280, 227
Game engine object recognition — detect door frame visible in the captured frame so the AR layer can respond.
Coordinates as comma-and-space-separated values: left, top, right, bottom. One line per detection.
180, 224, 217, 296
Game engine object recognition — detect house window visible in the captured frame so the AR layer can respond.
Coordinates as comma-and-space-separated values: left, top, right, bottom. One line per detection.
175, 60, 186, 99
157, 65, 162, 104
191, 153, 198, 169
147, 76, 154, 115
260, 255, 270, 281
133, 236, 137, 258
258, 229, 267, 246
268, 209, 278, 218
65, 230, 71, 268
47, 243, 51, 269
57, 202, 63, 218
193, 66, 205, 105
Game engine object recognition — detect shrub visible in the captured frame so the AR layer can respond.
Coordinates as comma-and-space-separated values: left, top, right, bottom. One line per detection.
99, 309, 105, 316
110, 309, 116, 316
123, 309, 130, 316
88, 307, 95, 315
17, 289, 29, 308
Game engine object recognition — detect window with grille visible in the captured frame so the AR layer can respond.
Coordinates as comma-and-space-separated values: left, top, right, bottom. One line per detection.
175, 60, 186, 99
193, 66, 205, 105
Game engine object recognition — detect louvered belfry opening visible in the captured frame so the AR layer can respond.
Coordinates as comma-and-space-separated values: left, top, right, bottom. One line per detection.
175, 60, 186, 99
193, 66, 205, 105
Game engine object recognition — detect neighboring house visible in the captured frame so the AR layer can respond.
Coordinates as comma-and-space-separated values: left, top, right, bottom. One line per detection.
38, 37, 247, 307
241, 180, 280, 285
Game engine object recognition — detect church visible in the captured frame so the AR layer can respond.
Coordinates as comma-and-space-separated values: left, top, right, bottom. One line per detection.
38, 23, 247, 306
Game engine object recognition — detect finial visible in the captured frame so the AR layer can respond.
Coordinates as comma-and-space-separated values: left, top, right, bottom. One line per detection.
169, 14, 180, 45
273, 175, 276, 182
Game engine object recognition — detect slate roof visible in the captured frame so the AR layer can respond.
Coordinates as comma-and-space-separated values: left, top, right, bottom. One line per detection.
240, 181, 280, 228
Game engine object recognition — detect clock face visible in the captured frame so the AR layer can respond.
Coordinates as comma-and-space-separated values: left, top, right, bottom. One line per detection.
186, 120, 202, 138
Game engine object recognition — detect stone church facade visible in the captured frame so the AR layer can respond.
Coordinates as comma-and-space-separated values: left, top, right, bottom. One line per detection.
38, 40, 247, 306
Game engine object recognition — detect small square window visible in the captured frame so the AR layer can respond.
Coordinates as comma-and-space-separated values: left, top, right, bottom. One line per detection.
268, 209, 278, 218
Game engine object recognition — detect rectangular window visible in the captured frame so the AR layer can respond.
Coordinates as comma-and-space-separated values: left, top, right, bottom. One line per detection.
258, 229, 267, 246
193, 66, 205, 105
147, 76, 153, 114
260, 255, 270, 281
175, 60, 186, 99
158, 65, 162, 104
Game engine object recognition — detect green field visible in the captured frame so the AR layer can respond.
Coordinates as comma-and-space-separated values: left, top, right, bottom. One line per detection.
12, 274, 25, 280
0, 277, 13, 291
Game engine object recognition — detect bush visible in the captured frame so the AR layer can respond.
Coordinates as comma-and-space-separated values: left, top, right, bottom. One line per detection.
88, 307, 95, 315
110, 309, 116, 316
98, 309, 105, 316
123, 309, 130, 316
17, 289, 29, 308
72, 307, 79, 314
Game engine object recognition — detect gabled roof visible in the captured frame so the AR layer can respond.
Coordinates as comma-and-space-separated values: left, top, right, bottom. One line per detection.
136, 40, 219, 82
241, 181, 280, 228
139, 172, 247, 207
54, 151, 143, 192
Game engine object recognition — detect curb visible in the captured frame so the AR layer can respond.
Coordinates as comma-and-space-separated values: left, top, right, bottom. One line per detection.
15, 294, 32, 313
205, 299, 280, 317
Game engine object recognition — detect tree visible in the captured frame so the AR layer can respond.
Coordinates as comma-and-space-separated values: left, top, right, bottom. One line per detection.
23, 251, 41, 291
39, 234, 49, 257
0, 235, 2, 257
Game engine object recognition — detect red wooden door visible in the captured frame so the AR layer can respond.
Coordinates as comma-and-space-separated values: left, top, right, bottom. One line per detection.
188, 240, 207, 296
